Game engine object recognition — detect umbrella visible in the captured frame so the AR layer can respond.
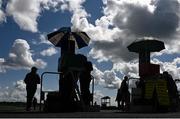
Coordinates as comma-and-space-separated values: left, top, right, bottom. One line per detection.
47, 27, 90, 49
127, 39, 165, 53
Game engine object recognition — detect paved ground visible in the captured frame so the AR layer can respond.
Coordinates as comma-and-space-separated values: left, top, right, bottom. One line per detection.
0, 112, 179, 118
0, 104, 180, 118
0, 110, 180, 118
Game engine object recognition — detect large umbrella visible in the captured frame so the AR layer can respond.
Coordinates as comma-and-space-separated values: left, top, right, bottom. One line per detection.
47, 27, 90, 49
127, 38, 165, 64
127, 39, 165, 53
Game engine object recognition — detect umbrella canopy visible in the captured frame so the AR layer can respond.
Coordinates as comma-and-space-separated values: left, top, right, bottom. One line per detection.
127, 39, 165, 53
47, 27, 90, 49
101, 96, 110, 99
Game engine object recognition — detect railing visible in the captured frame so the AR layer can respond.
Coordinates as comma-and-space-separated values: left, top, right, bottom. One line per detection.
39, 71, 95, 111
39, 71, 62, 111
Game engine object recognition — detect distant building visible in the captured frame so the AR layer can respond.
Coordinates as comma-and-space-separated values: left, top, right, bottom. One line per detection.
101, 96, 111, 107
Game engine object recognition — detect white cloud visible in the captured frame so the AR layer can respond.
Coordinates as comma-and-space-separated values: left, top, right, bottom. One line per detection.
54, 0, 90, 31
40, 46, 58, 56
0, 80, 26, 102
151, 57, 180, 91
0, 0, 6, 23
32, 33, 52, 45
152, 58, 180, 79
92, 65, 122, 89
0, 58, 4, 62
113, 61, 139, 78
103, 70, 121, 89
39, 33, 52, 45
5, 0, 67, 32
1, 39, 47, 71
40, 0, 65, 11
5, 0, 87, 32
93, 90, 104, 105
6, 0, 41, 32
0, 58, 5, 73
0, 80, 40, 102
62, 0, 180, 67
91, 66, 105, 85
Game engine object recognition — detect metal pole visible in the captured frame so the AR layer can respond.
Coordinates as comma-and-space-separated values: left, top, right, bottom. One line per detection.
92, 76, 94, 106
39, 72, 44, 111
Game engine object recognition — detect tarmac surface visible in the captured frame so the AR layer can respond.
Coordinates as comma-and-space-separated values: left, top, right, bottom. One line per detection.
0, 104, 180, 118
0, 110, 180, 118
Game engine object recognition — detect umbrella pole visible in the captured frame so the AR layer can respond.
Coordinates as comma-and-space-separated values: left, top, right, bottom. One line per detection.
139, 52, 150, 64
58, 40, 75, 92
59, 50, 63, 93
68, 40, 75, 54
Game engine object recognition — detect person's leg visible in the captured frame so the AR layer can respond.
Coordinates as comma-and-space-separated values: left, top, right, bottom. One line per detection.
33, 102, 36, 110
26, 90, 31, 111
117, 100, 121, 109
125, 93, 130, 111
27, 88, 36, 111
121, 96, 125, 111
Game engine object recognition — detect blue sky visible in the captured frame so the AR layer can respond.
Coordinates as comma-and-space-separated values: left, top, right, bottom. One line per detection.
0, 0, 180, 105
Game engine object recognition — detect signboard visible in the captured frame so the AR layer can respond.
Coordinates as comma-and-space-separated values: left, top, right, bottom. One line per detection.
145, 79, 170, 106
145, 80, 155, 99
156, 79, 170, 106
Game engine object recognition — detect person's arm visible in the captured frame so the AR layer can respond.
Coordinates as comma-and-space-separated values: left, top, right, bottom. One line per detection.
36, 74, 40, 84
58, 57, 61, 72
24, 74, 28, 84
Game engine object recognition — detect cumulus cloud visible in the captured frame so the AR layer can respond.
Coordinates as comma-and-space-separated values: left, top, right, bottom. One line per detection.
6, 0, 41, 32
64, 0, 180, 80
113, 61, 139, 78
59, 0, 179, 67
39, 33, 52, 45
40, 46, 58, 56
4, 0, 89, 32
1, 39, 47, 71
89, 34, 138, 62
152, 57, 180, 79
112, 0, 179, 38
0, 80, 40, 102
93, 90, 104, 105
0, 0, 6, 23
32, 33, 52, 45
40, 0, 65, 11
92, 65, 121, 89
0, 58, 5, 73
103, 70, 121, 89
5, 0, 64, 32
88, 0, 180, 63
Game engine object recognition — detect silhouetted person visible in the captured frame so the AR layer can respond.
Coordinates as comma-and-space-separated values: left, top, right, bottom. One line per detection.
116, 88, 122, 109
163, 71, 178, 111
24, 67, 40, 111
136, 78, 145, 99
94, 101, 97, 106
120, 76, 130, 111
79, 61, 93, 106
59, 53, 76, 111
59, 53, 86, 111
33, 97, 37, 110
163, 71, 178, 98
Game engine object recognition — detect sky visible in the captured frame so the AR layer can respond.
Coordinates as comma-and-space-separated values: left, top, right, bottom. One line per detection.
0, 0, 180, 106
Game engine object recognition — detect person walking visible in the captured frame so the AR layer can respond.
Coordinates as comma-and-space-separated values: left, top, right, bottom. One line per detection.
120, 76, 130, 111
79, 61, 93, 106
163, 71, 178, 111
116, 87, 122, 110
24, 67, 40, 111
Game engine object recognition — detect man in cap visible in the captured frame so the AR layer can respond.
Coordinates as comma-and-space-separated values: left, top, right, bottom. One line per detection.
24, 67, 40, 111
